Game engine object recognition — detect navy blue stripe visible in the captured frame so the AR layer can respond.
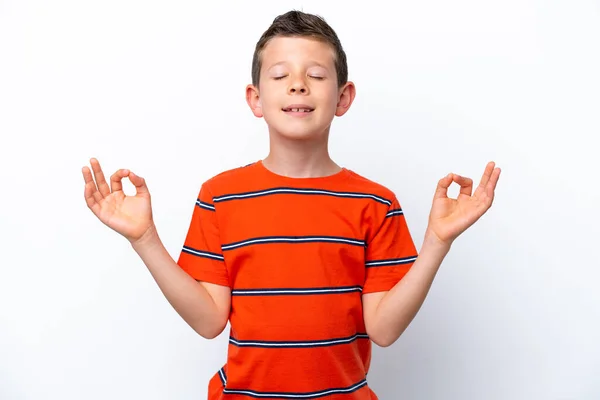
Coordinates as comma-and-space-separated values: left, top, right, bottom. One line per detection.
231, 285, 363, 296
222, 235, 366, 251
218, 367, 227, 386
223, 378, 368, 399
212, 187, 391, 206
365, 255, 418, 268
229, 333, 370, 349
386, 208, 403, 218
181, 246, 225, 261
196, 199, 215, 211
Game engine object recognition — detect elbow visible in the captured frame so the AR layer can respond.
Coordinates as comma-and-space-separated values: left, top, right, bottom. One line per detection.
199, 329, 219, 340
197, 325, 224, 340
370, 335, 396, 348
368, 328, 397, 348
194, 319, 228, 340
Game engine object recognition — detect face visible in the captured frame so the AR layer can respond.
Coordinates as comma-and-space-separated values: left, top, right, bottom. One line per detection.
246, 36, 355, 142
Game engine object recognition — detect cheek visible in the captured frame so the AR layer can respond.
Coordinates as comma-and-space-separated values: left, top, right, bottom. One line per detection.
259, 97, 281, 123
318, 84, 339, 102
258, 87, 279, 109
322, 89, 340, 111
260, 98, 279, 117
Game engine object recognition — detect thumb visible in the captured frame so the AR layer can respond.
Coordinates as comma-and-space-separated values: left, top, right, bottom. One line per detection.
129, 171, 150, 196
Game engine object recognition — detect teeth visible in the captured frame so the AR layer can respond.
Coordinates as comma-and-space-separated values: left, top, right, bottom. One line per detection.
289, 108, 311, 112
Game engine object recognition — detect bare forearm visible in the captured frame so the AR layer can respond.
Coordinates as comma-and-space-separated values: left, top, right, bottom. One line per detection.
373, 232, 451, 346
131, 226, 226, 339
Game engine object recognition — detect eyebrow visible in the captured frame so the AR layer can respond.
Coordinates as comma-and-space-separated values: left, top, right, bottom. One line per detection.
266, 61, 330, 71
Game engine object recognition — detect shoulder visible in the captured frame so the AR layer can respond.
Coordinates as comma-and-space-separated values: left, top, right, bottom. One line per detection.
201, 161, 260, 196
343, 168, 399, 206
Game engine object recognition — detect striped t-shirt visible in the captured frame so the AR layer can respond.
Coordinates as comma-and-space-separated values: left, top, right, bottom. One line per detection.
177, 160, 418, 399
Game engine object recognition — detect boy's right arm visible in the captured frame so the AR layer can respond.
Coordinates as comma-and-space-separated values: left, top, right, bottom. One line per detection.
132, 226, 231, 339
82, 158, 230, 339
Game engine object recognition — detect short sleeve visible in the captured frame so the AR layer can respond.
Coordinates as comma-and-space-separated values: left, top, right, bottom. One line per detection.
363, 196, 418, 294
176, 183, 230, 287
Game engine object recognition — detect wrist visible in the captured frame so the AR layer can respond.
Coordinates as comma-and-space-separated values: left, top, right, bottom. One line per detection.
422, 229, 452, 255
130, 224, 160, 251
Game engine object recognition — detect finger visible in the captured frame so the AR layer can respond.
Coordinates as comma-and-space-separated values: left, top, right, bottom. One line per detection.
82, 165, 103, 204
82, 166, 102, 215
110, 169, 130, 193
486, 167, 501, 198
473, 167, 501, 211
452, 174, 473, 197
128, 171, 150, 196
477, 161, 496, 190
90, 158, 111, 198
434, 173, 453, 200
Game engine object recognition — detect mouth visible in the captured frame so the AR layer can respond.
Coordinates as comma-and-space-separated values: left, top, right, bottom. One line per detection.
282, 106, 315, 113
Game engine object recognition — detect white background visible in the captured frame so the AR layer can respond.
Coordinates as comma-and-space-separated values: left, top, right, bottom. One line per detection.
1, 0, 599, 399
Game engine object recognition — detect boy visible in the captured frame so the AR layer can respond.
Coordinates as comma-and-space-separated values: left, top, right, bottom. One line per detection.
82, 10, 500, 399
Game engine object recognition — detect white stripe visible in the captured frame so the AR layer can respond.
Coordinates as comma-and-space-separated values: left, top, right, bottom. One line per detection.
223, 380, 367, 398
232, 287, 362, 295
366, 256, 417, 266
222, 236, 364, 251
196, 200, 215, 211
230, 334, 369, 348
386, 210, 404, 217
214, 188, 391, 205
183, 247, 224, 261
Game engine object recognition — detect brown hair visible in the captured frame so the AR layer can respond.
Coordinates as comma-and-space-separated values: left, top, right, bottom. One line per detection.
251, 10, 348, 88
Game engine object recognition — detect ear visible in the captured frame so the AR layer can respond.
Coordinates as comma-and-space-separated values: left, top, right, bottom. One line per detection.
335, 81, 356, 117
246, 84, 263, 118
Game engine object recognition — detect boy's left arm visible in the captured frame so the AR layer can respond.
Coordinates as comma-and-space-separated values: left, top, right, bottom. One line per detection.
363, 161, 501, 347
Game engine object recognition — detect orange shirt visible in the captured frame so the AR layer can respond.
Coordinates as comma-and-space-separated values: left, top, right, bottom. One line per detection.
177, 161, 418, 399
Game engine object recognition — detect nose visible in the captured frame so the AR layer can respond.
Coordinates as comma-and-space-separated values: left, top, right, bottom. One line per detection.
288, 77, 309, 95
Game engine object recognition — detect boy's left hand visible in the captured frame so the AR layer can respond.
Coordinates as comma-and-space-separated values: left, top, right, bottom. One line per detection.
426, 161, 501, 247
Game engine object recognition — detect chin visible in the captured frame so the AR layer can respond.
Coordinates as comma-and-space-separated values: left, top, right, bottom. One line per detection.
271, 127, 327, 142
266, 117, 331, 142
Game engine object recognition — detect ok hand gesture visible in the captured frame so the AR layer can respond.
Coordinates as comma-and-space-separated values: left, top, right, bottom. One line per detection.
82, 158, 154, 243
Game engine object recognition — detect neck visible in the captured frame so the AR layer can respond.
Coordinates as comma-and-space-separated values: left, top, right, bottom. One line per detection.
263, 127, 341, 178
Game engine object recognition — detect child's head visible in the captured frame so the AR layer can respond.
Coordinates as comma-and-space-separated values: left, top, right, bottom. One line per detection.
246, 10, 356, 143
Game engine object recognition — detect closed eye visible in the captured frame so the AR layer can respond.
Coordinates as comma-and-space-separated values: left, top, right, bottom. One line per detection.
273, 75, 324, 80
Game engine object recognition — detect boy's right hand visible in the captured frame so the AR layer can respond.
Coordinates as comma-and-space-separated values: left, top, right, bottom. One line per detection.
82, 158, 154, 244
